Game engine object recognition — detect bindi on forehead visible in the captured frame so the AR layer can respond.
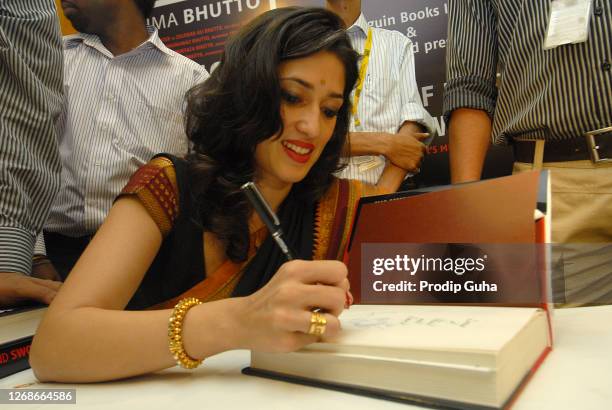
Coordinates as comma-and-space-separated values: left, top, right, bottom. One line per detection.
320, 79, 327, 86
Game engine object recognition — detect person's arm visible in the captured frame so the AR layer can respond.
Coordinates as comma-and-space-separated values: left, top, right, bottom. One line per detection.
30, 196, 348, 383
0, 230, 62, 306
448, 108, 492, 183
346, 32, 432, 178
348, 128, 428, 172
370, 162, 406, 195
443, 0, 498, 184
0, 1, 63, 307
396, 33, 436, 143
0, 273, 61, 307
348, 131, 392, 156
369, 120, 429, 194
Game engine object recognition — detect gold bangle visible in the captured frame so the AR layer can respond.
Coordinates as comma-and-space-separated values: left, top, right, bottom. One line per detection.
168, 297, 203, 369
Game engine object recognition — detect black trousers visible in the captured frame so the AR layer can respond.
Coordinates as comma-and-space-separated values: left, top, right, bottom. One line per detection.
43, 231, 92, 280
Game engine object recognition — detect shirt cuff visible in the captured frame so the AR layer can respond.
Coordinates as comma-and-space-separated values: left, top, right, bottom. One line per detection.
400, 106, 437, 145
0, 226, 35, 274
443, 78, 497, 124
34, 232, 47, 256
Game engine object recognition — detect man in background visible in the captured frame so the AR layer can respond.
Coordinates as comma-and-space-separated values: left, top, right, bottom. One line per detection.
325, 0, 436, 186
445, 0, 612, 305
0, 0, 64, 306
39, 0, 209, 278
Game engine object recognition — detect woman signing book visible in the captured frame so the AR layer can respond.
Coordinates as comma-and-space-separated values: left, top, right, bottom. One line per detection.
30, 7, 410, 382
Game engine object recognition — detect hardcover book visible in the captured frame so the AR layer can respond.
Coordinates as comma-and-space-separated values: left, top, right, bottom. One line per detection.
246, 304, 551, 409
346, 171, 550, 306
0, 306, 46, 379
245, 172, 552, 409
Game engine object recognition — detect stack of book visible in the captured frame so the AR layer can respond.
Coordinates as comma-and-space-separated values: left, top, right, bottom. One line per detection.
0, 305, 46, 378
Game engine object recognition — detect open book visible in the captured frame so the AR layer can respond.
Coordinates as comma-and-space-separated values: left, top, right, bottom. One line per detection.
346, 170, 551, 306
246, 304, 551, 409
245, 172, 552, 409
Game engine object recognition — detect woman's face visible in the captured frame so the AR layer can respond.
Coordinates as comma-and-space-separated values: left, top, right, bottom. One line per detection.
254, 50, 346, 191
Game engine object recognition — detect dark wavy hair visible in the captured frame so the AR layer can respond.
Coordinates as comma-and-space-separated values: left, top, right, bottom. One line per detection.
184, 7, 359, 263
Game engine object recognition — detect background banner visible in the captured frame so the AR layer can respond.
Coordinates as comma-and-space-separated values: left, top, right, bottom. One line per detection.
148, 0, 276, 73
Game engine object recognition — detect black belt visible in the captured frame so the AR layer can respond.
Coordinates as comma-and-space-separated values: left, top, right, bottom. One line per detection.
513, 128, 612, 163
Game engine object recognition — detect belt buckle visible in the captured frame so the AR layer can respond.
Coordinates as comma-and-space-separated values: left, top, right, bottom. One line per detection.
584, 126, 612, 163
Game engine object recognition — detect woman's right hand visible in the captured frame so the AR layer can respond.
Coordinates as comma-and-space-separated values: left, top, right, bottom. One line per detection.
233, 259, 349, 353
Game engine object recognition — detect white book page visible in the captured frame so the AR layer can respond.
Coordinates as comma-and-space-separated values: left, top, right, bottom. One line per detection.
309, 305, 541, 353
0, 309, 46, 344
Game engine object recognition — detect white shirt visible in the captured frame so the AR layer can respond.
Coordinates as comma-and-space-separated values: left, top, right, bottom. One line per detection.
336, 14, 435, 184
44, 27, 208, 237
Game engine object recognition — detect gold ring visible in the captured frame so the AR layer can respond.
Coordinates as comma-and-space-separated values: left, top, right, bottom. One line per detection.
308, 311, 327, 336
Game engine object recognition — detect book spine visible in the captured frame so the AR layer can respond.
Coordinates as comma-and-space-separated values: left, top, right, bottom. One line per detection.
0, 336, 33, 379
504, 345, 552, 410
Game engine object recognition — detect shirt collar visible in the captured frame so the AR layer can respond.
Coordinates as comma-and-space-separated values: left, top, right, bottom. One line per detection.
146, 26, 175, 57
347, 13, 370, 37
64, 25, 174, 58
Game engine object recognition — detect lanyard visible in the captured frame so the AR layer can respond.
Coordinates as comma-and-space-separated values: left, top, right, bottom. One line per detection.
351, 28, 373, 128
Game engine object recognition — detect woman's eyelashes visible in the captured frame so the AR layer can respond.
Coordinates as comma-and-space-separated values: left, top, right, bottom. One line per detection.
281, 90, 301, 104
323, 107, 339, 118
281, 90, 340, 119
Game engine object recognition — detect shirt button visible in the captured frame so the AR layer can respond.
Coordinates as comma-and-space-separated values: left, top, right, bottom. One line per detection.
594, 6, 603, 16
603, 61, 611, 71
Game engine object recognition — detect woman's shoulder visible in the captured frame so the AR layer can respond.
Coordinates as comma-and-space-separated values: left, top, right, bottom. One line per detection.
119, 155, 181, 237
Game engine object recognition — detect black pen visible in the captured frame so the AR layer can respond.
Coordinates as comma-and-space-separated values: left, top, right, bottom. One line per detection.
241, 182, 294, 261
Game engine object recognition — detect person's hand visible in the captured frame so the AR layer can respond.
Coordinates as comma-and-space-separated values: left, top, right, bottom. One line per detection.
32, 255, 62, 282
0, 272, 62, 307
383, 131, 429, 172
234, 260, 349, 353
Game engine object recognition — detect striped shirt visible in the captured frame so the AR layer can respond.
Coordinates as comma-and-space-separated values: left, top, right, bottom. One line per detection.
336, 14, 436, 184
44, 27, 208, 238
444, 0, 612, 144
0, 1, 63, 274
